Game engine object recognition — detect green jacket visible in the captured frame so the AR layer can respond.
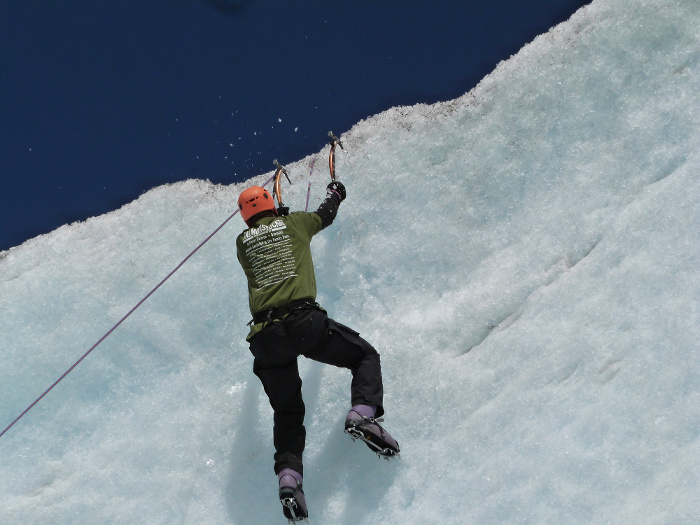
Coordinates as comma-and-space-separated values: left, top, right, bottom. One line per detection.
236, 211, 323, 339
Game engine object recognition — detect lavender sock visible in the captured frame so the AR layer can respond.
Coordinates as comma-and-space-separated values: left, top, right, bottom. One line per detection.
349, 404, 377, 419
278, 468, 303, 485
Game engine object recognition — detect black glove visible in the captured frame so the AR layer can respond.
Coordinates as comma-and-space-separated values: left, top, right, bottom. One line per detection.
277, 205, 290, 217
326, 181, 346, 202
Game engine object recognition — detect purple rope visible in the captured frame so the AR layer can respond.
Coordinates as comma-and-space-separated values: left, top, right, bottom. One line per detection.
0, 174, 277, 439
305, 153, 320, 211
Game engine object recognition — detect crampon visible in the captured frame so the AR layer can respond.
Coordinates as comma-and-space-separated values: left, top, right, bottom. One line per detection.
345, 416, 400, 459
278, 469, 308, 523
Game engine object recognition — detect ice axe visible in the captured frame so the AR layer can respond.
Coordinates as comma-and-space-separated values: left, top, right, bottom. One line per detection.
272, 159, 292, 216
327, 131, 344, 181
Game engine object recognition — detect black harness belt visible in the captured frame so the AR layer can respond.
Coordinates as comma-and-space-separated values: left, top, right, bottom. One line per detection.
251, 298, 320, 325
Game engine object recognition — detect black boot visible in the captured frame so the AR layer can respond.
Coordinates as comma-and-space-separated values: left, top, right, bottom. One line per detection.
278, 469, 308, 522
345, 405, 400, 458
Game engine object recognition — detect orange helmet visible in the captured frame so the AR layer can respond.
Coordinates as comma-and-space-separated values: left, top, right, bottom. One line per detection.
238, 186, 276, 224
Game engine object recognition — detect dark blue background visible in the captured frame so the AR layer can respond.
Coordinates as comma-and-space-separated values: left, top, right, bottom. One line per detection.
1, 0, 588, 251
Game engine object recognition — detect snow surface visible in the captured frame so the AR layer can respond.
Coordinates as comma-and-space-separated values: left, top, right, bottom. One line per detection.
1, 0, 699, 523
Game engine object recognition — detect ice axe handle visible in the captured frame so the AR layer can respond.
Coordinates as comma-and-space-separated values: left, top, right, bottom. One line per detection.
272, 159, 292, 212
327, 131, 343, 181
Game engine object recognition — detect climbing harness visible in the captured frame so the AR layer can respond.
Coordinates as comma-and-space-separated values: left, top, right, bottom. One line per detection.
251, 299, 320, 326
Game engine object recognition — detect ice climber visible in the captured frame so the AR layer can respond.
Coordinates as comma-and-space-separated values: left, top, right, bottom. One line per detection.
235, 181, 400, 522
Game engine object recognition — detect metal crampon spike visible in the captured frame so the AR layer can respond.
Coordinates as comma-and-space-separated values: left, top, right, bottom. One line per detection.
283, 499, 301, 523
282, 497, 309, 524
345, 426, 364, 442
345, 421, 399, 459
376, 448, 396, 460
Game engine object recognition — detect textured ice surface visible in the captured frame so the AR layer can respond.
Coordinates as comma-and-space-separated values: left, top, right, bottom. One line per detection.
1, 0, 698, 523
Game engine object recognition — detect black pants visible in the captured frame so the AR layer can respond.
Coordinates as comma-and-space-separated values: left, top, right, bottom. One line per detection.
249, 306, 384, 476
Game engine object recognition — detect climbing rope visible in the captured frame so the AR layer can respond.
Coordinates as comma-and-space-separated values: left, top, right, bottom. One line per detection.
0, 172, 278, 439
304, 153, 320, 211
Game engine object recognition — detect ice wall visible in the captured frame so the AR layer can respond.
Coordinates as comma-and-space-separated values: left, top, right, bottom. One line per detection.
1, 0, 698, 523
